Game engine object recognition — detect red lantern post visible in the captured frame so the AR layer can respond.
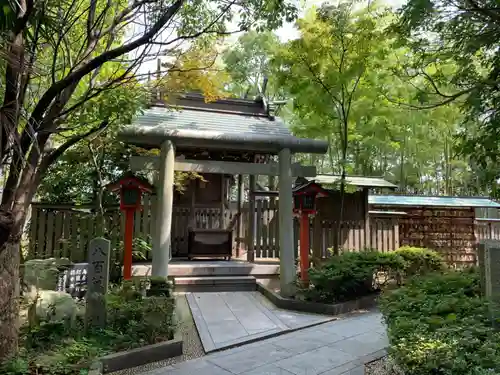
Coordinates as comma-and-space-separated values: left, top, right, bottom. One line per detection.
299, 210, 310, 283
123, 208, 135, 280
106, 173, 153, 280
293, 182, 329, 285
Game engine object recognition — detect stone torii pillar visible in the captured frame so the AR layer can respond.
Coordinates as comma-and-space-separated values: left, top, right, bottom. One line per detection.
278, 148, 295, 297
152, 140, 175, 278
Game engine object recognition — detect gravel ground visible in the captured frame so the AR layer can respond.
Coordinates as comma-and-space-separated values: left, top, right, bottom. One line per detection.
109, 294, 205, 375
365, 356, 404, 375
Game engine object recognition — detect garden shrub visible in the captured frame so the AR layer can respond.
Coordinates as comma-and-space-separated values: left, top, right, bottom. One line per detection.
379, 268, 500, 375
1, 279, 176, 375
393, 246, 445, 279
106, 280, 175, 346
303, 247, 443, 303
306, 251, 389, 303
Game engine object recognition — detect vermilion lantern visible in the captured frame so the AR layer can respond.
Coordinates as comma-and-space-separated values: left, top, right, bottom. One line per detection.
106, 172, 153, 280
292, 181, 329, 285
293, 181, 328, 215
106, 174, 153, 210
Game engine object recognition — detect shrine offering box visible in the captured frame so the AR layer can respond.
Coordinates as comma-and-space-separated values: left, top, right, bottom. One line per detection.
187, 228, 232, 260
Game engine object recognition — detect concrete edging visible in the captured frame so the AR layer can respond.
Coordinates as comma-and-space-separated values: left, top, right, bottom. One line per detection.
256, 282, 378, 315
91, 338, 183, 374
362, 348, 388, 365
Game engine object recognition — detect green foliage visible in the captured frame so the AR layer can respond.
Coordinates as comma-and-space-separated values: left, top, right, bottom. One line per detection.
379, 268, 500, 375
106, 281, 175, 346
265, 2, 473, 195
0, 281, 175, 375
109, 236, 152, 285
306, 251, 385, 303
394, 246, 445, 278
147, 276, 173, 297
303, 247, 444, 303
223, 30, 284, 100
392, 0, 500, 193
2, 0, 301, 207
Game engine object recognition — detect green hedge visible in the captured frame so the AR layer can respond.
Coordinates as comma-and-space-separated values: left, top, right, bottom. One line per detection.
302, 247, 444, 303
379, 268, 500, 375
393, 246, 445, 278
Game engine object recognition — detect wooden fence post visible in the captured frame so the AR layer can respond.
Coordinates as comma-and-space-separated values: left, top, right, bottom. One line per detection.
247, 175, 256, 262
312, 213, 323, 266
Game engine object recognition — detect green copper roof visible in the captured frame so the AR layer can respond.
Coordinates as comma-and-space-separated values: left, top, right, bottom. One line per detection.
369, 195, 500, 208
119, 94, 328, 154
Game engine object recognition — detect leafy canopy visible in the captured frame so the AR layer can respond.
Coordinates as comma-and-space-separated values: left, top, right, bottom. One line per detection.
392, 0, 500, 186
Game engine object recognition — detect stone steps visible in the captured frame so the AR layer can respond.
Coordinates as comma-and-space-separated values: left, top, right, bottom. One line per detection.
133, 261, 280, 279
173, 275, 257, 292
168, 262, 279, 278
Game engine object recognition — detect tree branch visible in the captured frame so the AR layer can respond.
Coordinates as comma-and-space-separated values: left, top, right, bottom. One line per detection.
87, 0, 98, 40
38, 119, 110, 176
13, 0, 34, 35
27, 0, 185, 136
384, 87, 472, 109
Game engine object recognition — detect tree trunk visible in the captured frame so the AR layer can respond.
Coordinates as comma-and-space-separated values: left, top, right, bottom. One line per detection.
0, 184, 35, 360
0, 238, 20, 360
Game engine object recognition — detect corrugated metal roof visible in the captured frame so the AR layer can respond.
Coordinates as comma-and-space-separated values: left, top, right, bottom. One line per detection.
119, 106, 329, 154
369, 210, 408, 215
369, 195, 500, 208
306, 175, 397, 188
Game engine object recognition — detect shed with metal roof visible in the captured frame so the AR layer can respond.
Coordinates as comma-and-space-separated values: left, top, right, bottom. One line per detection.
305, 175, 397, 189
369, 194, 500, 266
368, 195, 500, 208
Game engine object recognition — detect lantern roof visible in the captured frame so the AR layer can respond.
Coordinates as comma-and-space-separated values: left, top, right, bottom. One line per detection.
105, 171, 153, 193
292, 180, 330, 197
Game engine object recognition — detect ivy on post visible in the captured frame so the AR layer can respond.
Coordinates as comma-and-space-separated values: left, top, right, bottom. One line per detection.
86, 237, 111, 330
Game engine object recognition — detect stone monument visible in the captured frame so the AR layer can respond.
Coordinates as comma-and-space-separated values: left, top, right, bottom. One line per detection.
86, 237, 111, 329
478, 240, 500, 327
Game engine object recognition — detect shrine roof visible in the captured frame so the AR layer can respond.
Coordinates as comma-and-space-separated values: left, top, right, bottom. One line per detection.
369, 195, 500, 208
118, 93, 328, 154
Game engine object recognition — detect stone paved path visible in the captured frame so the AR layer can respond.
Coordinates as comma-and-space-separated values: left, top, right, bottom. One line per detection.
186, 292, 335, 352
145, 310, 387, 375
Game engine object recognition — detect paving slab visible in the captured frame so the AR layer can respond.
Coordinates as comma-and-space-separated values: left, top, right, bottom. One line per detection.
141, 311, 387, 375
274, 345, 358, 375
186, 292, 335, 352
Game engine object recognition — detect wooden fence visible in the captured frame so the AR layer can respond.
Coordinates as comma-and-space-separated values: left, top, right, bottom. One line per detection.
253, 199, 280, 258
28, 197, 240, 262
29, 198, 400, 263
475, 218, 500, 241
318, 217, 399, 255
29, 199, 500, 264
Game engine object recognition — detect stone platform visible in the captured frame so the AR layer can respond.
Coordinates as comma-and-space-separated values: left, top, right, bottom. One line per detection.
143, 310, 387, 375
186, 291, 335, 353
